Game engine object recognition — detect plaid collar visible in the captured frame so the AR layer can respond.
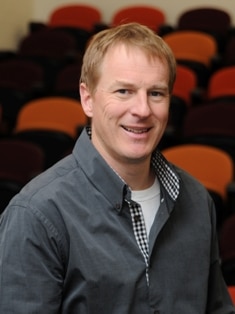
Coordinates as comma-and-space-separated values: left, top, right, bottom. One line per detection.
151, 150, 180, 201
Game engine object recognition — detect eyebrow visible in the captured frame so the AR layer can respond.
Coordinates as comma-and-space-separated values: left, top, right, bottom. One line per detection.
110, 80, 169, 91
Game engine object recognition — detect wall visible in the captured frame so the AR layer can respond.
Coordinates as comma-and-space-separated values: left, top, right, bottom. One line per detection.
1, 0, 33, 50
1, 0, 235, 50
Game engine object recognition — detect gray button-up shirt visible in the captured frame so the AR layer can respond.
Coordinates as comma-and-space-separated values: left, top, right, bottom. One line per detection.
0, 128, 234, 313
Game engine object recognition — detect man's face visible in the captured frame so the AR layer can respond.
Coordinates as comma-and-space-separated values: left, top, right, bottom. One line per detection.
80, 44, 170, 168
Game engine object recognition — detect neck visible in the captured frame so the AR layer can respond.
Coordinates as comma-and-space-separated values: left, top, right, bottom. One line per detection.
114, 160, 155, 191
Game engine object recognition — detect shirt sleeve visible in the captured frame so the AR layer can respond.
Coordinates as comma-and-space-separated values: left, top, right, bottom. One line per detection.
206, 200, 235, 313
0, 204, 67, 313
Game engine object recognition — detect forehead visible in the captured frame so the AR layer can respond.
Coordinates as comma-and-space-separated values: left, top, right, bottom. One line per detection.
101, 43, 168, 72
98, 43, 169, 84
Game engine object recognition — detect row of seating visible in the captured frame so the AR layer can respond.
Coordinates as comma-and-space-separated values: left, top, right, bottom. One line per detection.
1, 55, 235, 135
29, 4, 233, 42
0, 5, 234, 202
1, 5, 235, 135
1, 4, 235, 297
0, 95, 235, 219
0, 95, 88, 214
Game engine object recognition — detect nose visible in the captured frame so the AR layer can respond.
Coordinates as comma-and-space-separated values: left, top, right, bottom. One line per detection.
130, 92, 151, 117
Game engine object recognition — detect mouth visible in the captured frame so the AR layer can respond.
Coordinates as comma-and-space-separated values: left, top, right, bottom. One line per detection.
122, 126, 151, 134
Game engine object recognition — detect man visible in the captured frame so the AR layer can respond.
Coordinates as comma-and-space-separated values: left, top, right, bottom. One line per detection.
0, 23, 234, 313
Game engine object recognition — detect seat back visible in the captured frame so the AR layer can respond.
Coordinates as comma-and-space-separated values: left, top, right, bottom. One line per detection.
178, 7, 231, 35
228, 286, 235, 305
0, 138, 45, 212
14, 97, 87, 168
48, 4, 102, 32
219, 215, 235, 285
0, 59, 44, 93
162, 143, 234, 200
220, 215, 235, 263
111, 5, 165, 32
182, 102, 235, 162
183, 102, 235, 138
172, 65, 197, 105
18, 28, 77, 59
53, 63, 82, 99
224, 37, 235, 66
0, 138, 45, 184
163, 30, 217, 66
14, 96, 87, 138
207, 66, 235, 100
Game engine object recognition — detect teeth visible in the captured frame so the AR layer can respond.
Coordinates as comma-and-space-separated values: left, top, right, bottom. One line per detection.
124, 127, 148, 134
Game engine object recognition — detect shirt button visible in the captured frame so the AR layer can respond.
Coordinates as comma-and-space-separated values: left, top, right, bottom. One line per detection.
115, 203, 121, 210
134, 215, 141, 222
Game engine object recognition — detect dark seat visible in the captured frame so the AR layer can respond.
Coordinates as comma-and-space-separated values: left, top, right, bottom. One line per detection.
177, 7, 231, 53
17, 28, 78, 93
223, 37, 235, 66
53, 62, 82, 100
219, 214, 235, 285
182, 101, 235, 163
0, 138, 45, 213
0, 59, 45, 133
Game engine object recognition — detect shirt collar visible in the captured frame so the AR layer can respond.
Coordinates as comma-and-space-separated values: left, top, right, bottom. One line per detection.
76, 127, 180, 205
151, 150, 180, 201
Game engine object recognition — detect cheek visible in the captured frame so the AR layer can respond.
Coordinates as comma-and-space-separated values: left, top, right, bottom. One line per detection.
153, 104, 169, 121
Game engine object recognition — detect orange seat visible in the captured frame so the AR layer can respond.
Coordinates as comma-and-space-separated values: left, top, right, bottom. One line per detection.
48, 4, 102, 32
165, 65, 198, 140
162, 144, 234, 201
111, 5, 165, 33
163, 30, 218, 87
163, 30, 217, 67
14, 96, 87, 139
172, 65, 198, 106
14, 97, 88, 168
228, 286, 235, 305
207, 66, 235, 100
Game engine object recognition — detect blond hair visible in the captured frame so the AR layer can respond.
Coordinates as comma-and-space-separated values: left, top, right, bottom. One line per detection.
80, 22, 176, 94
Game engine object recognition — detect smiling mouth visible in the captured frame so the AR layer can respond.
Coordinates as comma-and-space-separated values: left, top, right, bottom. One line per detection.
122, 126, 150, 134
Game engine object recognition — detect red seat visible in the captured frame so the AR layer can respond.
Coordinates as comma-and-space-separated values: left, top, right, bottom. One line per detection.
111, 5, 165, 33
48, 4, 102, 32
207, 66, 235, 101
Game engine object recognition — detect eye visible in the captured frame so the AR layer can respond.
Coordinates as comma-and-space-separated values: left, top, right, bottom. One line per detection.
117, 89, 129, 94
149, 90, 163, 97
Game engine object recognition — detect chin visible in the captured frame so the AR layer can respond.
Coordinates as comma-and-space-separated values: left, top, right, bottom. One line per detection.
124, 151, 151, 163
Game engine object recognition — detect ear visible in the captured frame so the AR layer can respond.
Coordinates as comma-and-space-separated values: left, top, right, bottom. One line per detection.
79, 82, 93, 118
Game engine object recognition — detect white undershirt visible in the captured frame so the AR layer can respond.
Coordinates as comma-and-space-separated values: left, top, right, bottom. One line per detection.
131, 177, 160, 237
